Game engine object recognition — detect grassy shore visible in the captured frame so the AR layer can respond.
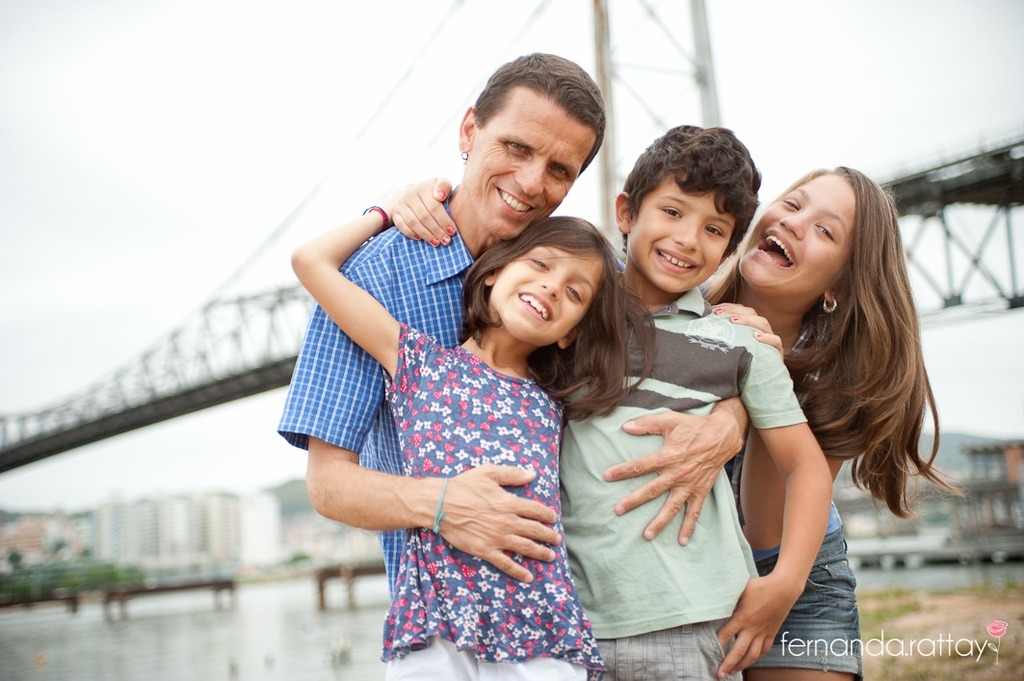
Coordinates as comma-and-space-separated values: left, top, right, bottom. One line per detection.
858, 582, 1022, 680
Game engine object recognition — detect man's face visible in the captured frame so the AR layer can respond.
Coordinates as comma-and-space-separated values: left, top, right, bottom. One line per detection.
452, 86, 598, 257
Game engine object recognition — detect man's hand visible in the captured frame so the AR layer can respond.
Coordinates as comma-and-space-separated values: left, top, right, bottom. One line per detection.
603, 399, 747, 544
440, 465, 560, 583
306, 438, 557, 583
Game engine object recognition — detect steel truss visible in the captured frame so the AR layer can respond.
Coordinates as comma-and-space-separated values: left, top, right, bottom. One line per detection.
0, 286, 312, 472
888, 135, 1024, 323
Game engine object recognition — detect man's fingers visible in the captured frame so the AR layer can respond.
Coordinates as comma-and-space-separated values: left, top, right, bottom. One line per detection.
637, 489, 684, 540
478, 463, 536, 486
504, 528, 558, 562
620, 412, 676, 436
483, 550, 534, 583
603, 452, 658, 482
612, 475, 669, 516
677, 496, 705, 546
439, 465, 559, 575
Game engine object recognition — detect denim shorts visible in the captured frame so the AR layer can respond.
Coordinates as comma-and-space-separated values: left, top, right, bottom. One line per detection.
750, 527, 862, 678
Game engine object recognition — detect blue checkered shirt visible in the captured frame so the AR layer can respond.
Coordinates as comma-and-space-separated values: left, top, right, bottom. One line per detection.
278, 200, 472, 594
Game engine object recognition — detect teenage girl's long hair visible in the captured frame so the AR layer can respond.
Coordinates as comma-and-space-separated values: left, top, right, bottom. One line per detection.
462, 216, 654, 421
708, 167, 958, 516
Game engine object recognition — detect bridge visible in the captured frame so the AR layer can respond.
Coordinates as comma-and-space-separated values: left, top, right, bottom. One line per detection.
2, 135, 1021, 473
888, 134, 1024, 315
1, 0, 1022, 475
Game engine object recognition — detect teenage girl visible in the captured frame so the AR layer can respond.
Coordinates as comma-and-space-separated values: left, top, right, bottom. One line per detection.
292, 211, 651, 680
708, 167, 958, 679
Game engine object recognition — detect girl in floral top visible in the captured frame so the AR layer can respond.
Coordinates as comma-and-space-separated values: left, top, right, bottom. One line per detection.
292, 211, 652, 680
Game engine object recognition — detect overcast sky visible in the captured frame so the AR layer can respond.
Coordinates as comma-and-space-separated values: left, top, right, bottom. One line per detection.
1, 0, 1022, 512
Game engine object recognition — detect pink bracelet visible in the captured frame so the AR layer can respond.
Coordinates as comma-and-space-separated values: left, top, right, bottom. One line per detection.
363, 205, 389, 230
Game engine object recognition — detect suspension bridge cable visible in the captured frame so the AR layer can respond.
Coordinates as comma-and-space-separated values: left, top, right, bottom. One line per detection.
203, 0, 470, 304
379, 0, 557, 201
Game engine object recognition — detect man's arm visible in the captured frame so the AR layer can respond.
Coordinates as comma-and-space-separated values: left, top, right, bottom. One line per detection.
602, 397, 748, 543
305, 437, 560, 582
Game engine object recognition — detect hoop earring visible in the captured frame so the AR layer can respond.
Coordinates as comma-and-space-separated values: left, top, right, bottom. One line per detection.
461, 151, 469, 162
822, 296, 838, 314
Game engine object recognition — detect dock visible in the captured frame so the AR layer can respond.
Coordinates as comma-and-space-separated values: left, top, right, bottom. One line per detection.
315, 561, 386, 611
0, 591, 80, 613
847, 533, 1024, 570
102, 579, 236, 620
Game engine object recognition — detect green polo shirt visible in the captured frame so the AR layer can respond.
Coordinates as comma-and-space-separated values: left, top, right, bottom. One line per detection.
560, 287, 806, 638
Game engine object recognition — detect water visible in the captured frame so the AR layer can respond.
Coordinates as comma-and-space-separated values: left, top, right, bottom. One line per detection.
0, 576, 393, 681
2, 564, 1022, 681
853, 561, 1023, 592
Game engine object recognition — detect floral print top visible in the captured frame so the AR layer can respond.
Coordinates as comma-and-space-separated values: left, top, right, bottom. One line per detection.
381, 325, 604, 678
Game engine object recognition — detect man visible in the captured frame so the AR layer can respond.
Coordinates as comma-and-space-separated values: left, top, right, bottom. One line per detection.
279, 54, 607, 588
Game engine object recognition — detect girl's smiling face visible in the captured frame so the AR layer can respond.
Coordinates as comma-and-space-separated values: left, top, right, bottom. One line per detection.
485, 245, 603, 350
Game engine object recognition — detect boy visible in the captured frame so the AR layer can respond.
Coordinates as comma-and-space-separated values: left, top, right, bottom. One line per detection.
558, 126, 833, 680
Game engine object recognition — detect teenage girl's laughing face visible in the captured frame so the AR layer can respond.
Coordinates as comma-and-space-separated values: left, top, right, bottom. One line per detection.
740, 173, 855, 313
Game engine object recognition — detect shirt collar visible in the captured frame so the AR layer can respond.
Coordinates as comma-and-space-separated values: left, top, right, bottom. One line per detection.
649, 287, 712, 318
421, 191, 473, 285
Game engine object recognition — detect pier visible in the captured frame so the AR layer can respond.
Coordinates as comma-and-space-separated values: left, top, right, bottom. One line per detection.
0, 591, 80, 613
848, 533, 1024, 570
315, 561, 387, 611
102, 579, 236, 620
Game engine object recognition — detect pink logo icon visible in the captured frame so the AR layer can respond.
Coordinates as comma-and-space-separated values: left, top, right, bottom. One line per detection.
987, 620, 1008, 638
986, 620, 1007, 665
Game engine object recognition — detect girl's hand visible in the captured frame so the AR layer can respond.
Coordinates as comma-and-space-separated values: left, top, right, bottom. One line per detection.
712, 303, 783, 354
715, 574, 803, 677
385, 177, 457, 246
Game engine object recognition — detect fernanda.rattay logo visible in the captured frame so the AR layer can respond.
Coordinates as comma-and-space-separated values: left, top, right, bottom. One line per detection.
780, 619, 1009, 665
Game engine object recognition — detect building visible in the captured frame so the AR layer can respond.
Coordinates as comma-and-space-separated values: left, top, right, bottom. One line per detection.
94, 492, 244, 575
951, 440, 1024, 541
239, 492, 283, 571
0, 512, 84, 568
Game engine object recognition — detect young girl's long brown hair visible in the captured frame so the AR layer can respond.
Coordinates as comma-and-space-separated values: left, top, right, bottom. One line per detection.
462, 216, 654, 421
708, 167, 958, 516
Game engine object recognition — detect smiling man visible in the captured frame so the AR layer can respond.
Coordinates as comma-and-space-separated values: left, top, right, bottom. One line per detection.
277, 53, 606, 591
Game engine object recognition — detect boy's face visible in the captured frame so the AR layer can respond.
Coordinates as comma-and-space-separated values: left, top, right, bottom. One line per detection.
617, 177, 735, 309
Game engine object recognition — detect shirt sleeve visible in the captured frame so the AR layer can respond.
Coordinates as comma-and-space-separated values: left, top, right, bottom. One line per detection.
738, 333, 807, 430
277, 237, 397, 452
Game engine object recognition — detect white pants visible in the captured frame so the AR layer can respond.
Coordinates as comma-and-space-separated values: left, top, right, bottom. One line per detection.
386, 636, 589, 681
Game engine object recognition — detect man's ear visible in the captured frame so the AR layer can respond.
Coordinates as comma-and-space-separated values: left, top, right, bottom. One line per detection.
458, 107, 477, 155
615, 192, 632, 237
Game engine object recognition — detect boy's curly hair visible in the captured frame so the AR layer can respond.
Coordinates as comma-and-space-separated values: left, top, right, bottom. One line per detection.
620, 125, 761, 257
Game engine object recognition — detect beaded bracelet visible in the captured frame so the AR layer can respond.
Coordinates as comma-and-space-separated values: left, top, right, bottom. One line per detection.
433, 477, 449, 534
362, 205, 389, 230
